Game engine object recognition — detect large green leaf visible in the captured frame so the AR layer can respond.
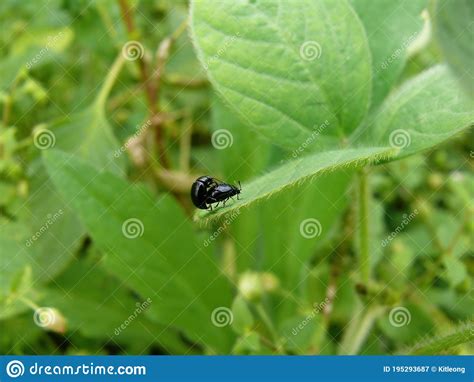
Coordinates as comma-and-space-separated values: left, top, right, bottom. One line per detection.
260, 170, 353, 324
45, 257, 192, 354
43, 150, 235, 353
195, 146, 395, 222
350, 0, 427, 108
0, 220, 41, 320
211, 96, 272, 271
363, 65, 474, 158
432, 0, 474, 97
191, 0, 372, 149
14, 56, 127, 283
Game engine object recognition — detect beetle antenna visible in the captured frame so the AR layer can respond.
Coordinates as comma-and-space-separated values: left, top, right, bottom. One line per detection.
238, 181, 241, 190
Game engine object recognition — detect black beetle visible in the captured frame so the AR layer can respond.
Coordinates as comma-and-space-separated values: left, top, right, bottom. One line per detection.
190, 176, 241, 210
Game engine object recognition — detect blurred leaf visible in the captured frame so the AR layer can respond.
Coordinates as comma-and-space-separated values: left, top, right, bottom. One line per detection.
260, 171, 353, 323
364, 65, 474, 159
279, 313, 321, 354
43, 150, 235, 353
19, 56, 127, 282
196, 147, 395, 222
191, 0, 371, 149
232, 331, 261, 354
231, 295, 254, 335
45, 258, 191, 354
432, 0, 474, 97
350, 0, 427, 108
0, 220, 41, 319
442, 256, 467, 287
377, 303, 435, 344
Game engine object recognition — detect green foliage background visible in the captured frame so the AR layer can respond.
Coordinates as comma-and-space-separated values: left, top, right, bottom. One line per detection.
0, 0, 472, 355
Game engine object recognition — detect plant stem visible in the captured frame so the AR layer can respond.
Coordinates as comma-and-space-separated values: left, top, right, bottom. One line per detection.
357, 168, 370, 285
117, 0, 170, 168
339, 304, 386, 354
405, 321, 473, 355
254, 303, 283, 352
95, 54, 125, 109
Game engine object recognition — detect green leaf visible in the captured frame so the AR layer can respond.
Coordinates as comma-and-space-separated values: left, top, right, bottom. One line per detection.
212, 96, 271, 181
279, 313, 321, 354
350, 0, 427, 108
191, 0, 372, 148
442, 256, 467, 287
43, 150, 235, 353
0, 219, 41, 320
195, 146, 395, 222
405, 321, 474, 355
45, 257, 192, 354
260, 171, 353, 323
363, 65, 474, 159
18, 55, 127, 282
231, 295, 254, 335
432, 0, 474, 97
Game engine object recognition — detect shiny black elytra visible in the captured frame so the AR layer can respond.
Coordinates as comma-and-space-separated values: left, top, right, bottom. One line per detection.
190, 176, 241, 210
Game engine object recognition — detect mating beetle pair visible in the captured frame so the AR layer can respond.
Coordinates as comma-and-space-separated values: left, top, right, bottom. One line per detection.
191, 176, 241, 210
